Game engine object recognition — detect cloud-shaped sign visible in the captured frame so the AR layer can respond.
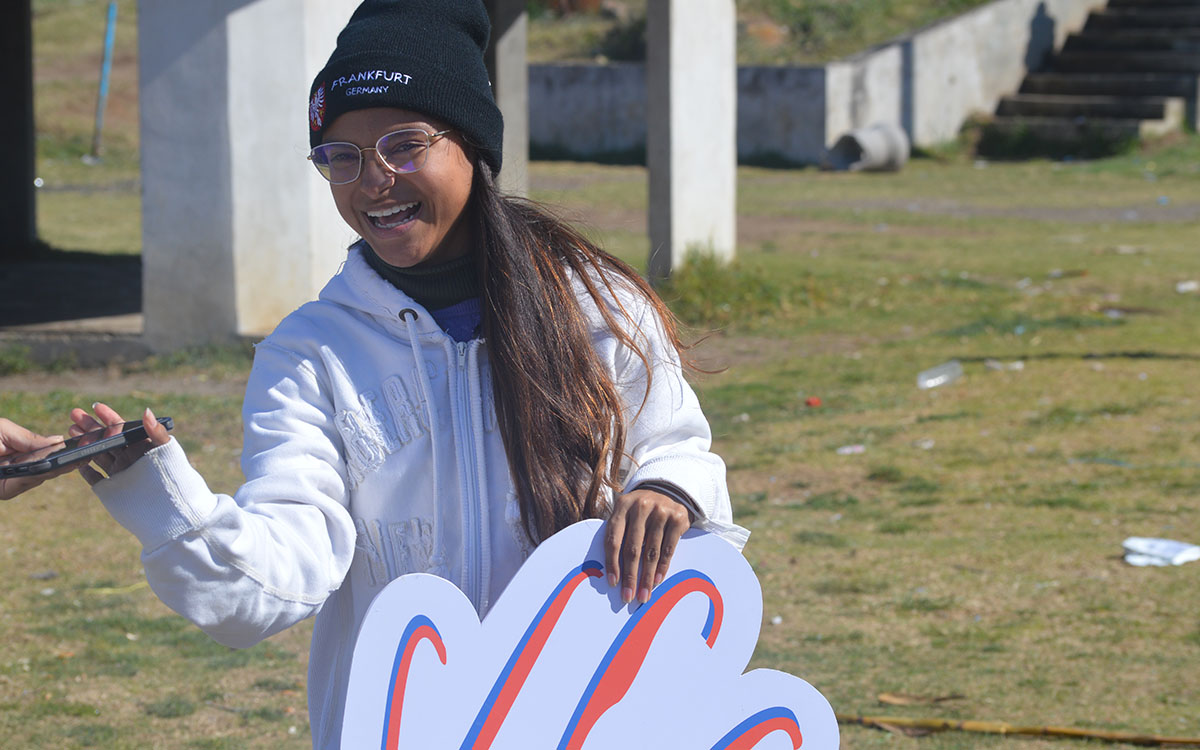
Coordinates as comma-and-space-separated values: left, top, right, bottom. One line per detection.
341, 520, 839, 749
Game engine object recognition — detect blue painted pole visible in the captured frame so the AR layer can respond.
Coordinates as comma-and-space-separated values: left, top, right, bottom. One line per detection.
89, 0, 118, 160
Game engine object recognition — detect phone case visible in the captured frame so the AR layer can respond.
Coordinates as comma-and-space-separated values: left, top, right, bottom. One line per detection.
0, 417, 174, 478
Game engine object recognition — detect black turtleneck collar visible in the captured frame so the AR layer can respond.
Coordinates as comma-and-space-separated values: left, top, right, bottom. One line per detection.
360, 241, 480, 311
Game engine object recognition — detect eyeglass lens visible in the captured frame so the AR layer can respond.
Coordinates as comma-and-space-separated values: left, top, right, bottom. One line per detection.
309, 129, 435, 184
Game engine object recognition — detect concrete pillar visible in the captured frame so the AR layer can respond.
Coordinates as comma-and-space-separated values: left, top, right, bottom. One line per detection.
1, 0, 36, 260
485, 0, 530, 197
139, 0, 358, 349
646, 0, 737, 281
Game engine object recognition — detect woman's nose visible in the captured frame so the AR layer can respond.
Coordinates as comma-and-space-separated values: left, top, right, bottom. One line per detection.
359, 149, 395, 192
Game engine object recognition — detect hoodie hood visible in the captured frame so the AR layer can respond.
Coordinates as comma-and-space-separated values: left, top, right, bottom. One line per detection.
317, 244, 448, 340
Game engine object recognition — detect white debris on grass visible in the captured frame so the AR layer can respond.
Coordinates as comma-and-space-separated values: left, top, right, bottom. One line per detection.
984, 359, 1024, 372
1123, 537, 1200, 567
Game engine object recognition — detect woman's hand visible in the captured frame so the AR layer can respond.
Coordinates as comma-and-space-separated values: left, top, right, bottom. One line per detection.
70, 403, 171, 486
0, 418, 72, 501
605, 488, 694, 605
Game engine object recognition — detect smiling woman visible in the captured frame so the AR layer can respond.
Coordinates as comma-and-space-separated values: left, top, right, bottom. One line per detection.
321, 109, 474, 269
62, 2, 744, 749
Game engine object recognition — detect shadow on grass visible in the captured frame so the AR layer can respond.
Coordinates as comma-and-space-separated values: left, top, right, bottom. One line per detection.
958, 351, 1200, 363
0, 245, 141, 326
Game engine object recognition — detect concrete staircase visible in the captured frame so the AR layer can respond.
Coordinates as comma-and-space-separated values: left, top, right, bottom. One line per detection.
981, 0, 1200, 158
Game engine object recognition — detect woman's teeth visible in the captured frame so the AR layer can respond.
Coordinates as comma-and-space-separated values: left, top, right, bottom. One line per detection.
367, 202, 418, 229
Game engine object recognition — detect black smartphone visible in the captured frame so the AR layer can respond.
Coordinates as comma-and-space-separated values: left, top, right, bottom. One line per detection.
0, 417, 173, 478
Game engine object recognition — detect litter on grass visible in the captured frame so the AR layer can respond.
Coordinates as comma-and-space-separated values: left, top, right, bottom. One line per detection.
1048, 269, 1087, 279
917, 360, 963, 389
836, 444, 866, 455
984, 359, 1024, 372
1123, 537, 1200, 567
1176, 280, 1200, 294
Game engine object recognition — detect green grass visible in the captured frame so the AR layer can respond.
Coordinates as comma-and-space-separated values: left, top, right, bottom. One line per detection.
530, 147, 1200, 748
34, 0, 141, 255
526, 0, 997, 64
18, 1, 1200, 747
19, 158, 1200, 748
1, 387, 310, 748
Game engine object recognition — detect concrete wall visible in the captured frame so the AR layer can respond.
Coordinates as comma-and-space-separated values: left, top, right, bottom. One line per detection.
737, 66, 826, 165
529, 63, 827, 165
529, 64, 647, 160
529, 0, 1105, 164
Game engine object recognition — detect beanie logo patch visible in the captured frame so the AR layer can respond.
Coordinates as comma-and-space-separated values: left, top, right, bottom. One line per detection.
309, 83, 326, 132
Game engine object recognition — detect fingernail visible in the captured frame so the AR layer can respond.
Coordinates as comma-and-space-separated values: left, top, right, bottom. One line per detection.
49, 435, 64, 444
654, 573, 664, 587
622, 586, 633, 603
145, 407, 155, 421
607, 573, 618, 589
637, 587, 650, 603
91, 402, 100, 411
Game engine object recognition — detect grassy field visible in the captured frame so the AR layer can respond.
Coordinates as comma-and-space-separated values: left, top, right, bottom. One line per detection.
32, 0, 140, 255
12, 1, 1200, 748
11, 147, 1200, 746
527, 0, 995, 64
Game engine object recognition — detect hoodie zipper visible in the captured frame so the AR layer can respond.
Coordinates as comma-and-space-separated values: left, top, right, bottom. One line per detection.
453, 339, 489, 612
400, 308, 489, 613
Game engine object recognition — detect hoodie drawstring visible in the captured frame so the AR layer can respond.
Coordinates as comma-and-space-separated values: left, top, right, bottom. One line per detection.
400, 308, 447, 576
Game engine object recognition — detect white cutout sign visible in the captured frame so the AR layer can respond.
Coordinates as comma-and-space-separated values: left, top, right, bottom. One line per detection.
341, 520, 839, 749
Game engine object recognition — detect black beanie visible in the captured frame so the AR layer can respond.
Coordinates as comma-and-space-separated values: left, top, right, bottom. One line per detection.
308, 0, 503, 175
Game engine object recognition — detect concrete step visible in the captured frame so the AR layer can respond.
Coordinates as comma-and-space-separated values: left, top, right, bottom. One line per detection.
1064, 29, 1200, 54
1051, 50, 1200, 74
978, 115, 1177, 159
987, 114, 1178, 140
0, 326, 150, 367
996, 93, 1184, 122
1085, 8, 1200, 30
1021, 71, 1198, 98
993, 1, 1198, 158
1107, 0, 1200, 8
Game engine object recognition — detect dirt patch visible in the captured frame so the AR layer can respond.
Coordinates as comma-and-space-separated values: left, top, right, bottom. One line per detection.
0, 367, 248, 398
804, 196, 1200, 224
0, 330, 872, 399
687, 330, 875, 372
558, 203, 985, 247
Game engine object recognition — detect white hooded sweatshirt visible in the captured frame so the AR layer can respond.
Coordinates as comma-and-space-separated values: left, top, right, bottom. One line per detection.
93, 247, 744, 748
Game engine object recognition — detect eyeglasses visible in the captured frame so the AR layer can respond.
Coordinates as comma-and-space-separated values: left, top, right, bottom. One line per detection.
307, 128, 451, 185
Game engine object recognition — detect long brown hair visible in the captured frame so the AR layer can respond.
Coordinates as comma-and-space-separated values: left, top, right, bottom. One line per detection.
469, 158, 687, 544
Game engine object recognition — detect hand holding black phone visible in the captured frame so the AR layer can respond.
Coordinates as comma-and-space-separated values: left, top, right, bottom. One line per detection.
0, 418, 174, 478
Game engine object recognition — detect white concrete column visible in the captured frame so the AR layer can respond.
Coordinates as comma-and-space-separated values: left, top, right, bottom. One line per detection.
139, 0, 358, 349
485, 0, 529, 197
646, 0, 737, 282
